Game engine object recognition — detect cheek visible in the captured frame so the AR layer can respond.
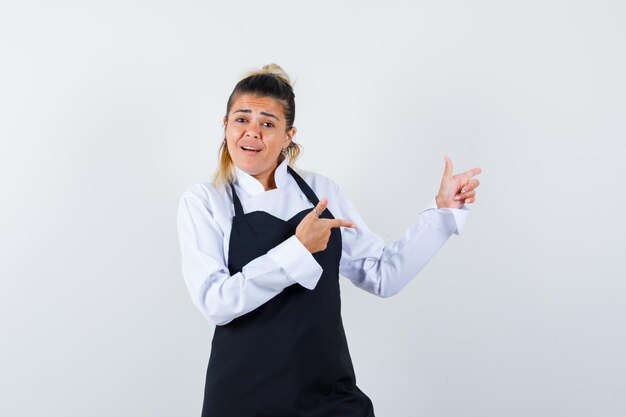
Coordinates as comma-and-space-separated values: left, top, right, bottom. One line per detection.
270, 138, 286, 152
225, 127, 241, 143
225, 131, 239, 151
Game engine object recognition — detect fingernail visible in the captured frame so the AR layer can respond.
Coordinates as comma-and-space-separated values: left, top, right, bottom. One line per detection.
454, 196, 460, 200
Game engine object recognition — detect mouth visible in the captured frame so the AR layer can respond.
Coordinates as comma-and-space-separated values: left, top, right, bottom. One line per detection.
241, 145, 261, 154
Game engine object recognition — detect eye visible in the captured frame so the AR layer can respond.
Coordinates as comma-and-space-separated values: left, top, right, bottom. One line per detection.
235, 117, 247, 123
263, 122, 275, 128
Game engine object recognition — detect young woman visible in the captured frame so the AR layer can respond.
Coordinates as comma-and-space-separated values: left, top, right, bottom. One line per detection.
177, 63, 481, 417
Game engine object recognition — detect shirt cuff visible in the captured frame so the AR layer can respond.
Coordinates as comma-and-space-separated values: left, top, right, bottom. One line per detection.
423, 196, 471, 235
267, 235, 323, 290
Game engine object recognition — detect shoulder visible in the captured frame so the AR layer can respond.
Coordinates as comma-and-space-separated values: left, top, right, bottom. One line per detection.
290, 166, 341, 195
178, 180, 232, 217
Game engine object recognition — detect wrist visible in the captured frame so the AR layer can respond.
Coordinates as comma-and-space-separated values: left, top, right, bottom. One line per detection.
435, 195, 444, 209
295, 232, 312, 253
436, 195, 458, 209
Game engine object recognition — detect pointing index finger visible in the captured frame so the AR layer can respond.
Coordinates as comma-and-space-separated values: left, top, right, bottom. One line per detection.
462, 167, 482, 179
327, 218, 357, 229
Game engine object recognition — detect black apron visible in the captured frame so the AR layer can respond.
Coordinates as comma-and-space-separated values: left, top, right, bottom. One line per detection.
201, 166, 375, 417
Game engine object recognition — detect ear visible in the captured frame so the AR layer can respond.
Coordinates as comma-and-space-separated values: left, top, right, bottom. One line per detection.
284, 126, 297, 147
223, 116, 228, 128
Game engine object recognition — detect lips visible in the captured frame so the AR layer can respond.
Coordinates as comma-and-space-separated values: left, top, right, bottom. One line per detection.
241, 145, 260, 152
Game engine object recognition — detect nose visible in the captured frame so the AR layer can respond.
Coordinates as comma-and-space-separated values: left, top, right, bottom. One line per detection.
245, 121, 260, 138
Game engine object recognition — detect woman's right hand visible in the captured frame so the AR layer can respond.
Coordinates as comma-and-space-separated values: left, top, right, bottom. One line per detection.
295, 198, 357, 253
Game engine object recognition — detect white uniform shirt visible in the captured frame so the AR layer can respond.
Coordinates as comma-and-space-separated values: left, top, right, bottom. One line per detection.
176, 159, 471, 326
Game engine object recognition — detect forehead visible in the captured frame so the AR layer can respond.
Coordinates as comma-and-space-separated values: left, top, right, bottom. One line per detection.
230, 94, 285, 116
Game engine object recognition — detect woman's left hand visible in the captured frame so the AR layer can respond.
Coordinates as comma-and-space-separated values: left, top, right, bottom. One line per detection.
435, 156, 482, 209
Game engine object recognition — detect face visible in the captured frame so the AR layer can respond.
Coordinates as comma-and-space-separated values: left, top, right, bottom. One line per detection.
224, 94, 296, 185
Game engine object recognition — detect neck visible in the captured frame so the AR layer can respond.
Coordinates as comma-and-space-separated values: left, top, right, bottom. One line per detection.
252, 163, 278, 191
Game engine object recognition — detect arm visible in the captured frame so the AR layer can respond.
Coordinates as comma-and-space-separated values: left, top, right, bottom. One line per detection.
176, 187, 323, 326
333, 182, 470, 298
336, 156, 481, 297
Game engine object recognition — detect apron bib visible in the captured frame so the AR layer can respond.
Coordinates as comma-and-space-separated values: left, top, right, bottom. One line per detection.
201, 166, 375, 417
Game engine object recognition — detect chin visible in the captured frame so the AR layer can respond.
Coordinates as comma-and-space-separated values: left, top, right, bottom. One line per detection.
235, 160, 266, 176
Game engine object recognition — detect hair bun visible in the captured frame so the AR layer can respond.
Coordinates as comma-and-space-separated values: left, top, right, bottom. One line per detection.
242, 63, 292, 87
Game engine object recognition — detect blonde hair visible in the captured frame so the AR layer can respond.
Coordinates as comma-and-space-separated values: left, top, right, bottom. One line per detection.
212, 63, 302, 187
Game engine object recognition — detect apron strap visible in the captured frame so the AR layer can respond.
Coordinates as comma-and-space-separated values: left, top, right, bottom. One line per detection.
287, 165, 320, 206
229, 182, 245, 217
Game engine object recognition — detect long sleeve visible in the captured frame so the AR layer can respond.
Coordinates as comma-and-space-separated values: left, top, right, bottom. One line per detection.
333, 182, 470, 298
176, 188, 323, 326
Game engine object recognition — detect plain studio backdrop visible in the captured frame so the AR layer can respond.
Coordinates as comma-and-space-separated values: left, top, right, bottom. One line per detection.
1, 1, 625, 416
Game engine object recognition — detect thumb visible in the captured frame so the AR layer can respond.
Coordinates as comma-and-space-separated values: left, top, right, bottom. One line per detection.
443, 156, 453, 179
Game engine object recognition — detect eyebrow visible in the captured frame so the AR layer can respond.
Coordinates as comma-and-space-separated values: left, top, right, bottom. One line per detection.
233, 109, 280, 121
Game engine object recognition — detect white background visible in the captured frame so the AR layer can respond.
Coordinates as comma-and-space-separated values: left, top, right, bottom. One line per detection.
2, 1, 625, 416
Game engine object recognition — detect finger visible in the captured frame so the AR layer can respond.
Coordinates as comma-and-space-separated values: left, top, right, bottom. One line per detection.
326, 218, 357, 229
461, 178, 480, 193
454, 190, 476, 201
461, 167, 482, 180
307, 198, 328, 220
467, 178, 480, 190
443, 156, 453, 179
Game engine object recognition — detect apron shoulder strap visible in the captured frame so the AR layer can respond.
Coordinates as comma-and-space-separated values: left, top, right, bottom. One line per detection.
287, 165, 320, 206
229, 182, 244, 217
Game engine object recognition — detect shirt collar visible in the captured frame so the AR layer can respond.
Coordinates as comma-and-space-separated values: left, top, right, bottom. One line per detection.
233, 159, 290, 197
